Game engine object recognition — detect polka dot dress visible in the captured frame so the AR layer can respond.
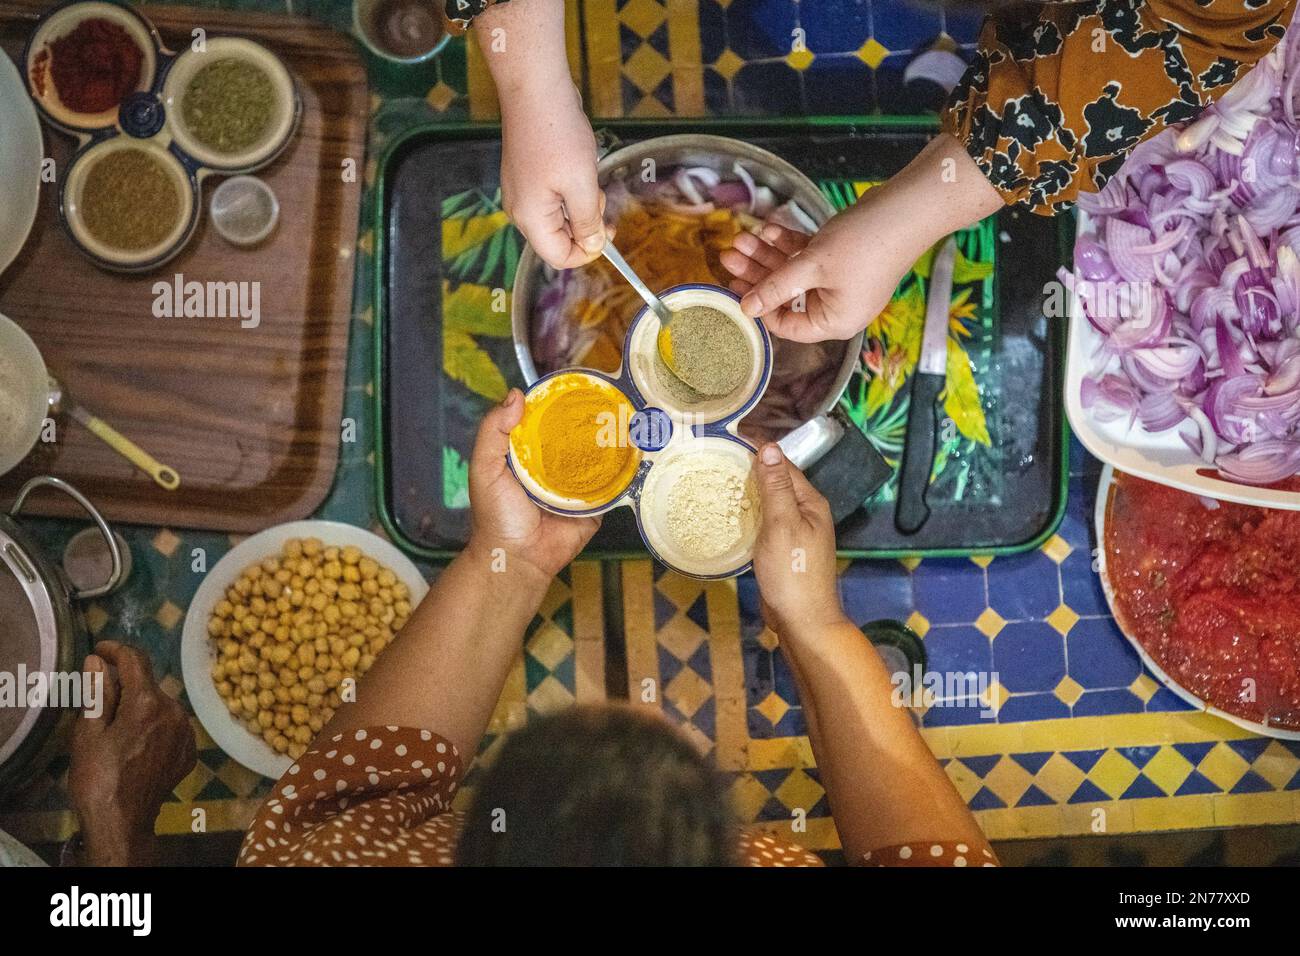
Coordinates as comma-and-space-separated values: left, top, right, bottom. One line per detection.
862, 843, 1000, 867
237, 725, 997, 867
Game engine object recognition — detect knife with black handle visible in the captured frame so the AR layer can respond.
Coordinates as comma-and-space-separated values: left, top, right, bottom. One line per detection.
895, 237, 957, 535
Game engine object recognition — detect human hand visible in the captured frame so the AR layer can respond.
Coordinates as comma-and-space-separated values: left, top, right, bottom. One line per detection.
720, 205, 904, 343
468, 388, 601, 581
722, 134, 1004, 344
67, 641, 197, 866
499, 80, 607, 269
751, 443, 847, 635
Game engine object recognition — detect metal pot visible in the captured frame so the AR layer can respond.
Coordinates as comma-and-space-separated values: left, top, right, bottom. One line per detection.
510, 133, 889, 521
0, 476, 122, 792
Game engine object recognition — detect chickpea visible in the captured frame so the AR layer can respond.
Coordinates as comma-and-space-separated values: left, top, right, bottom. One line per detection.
208, 538, 408, 759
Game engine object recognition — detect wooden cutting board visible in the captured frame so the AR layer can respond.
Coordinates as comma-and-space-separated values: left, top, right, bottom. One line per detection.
0, 0, 367, 531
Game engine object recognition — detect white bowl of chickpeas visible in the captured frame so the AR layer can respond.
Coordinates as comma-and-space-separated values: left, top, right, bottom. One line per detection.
181, 521, 428, 779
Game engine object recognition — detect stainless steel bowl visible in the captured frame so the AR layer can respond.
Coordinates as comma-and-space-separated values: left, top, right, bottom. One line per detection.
510, 133, 865, 468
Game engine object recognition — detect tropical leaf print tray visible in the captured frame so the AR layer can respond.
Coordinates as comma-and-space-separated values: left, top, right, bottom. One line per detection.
374, 120, 1067, 558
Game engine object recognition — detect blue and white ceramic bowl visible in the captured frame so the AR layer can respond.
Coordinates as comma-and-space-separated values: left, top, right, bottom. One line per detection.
509, 284, 773, 579
24, 0, 301, 272
60, 135, 199, 272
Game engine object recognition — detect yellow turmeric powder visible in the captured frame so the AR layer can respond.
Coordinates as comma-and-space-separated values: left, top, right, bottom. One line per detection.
511, 374, 641, 505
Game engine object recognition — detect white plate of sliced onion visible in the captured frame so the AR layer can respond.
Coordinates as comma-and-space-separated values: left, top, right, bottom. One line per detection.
1065, 35, 1300, 510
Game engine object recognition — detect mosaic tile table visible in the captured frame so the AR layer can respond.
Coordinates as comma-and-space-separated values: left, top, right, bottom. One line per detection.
6, 0, 1300, 858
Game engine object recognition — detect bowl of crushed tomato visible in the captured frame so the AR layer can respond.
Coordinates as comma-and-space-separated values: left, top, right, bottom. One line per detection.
1097, 465, 1300, 738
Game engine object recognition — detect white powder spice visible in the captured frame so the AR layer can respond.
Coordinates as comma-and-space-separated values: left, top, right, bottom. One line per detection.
0, 354, 35, 457
663, 457, 759, 561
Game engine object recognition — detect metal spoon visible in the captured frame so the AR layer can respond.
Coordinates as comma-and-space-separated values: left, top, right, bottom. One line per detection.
601, 240, 674, 328
48, 375, 181, 491
599, 241, 722, 393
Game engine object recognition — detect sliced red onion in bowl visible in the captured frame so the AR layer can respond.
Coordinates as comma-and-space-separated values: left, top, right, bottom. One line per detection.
1073, 36, 1300, 488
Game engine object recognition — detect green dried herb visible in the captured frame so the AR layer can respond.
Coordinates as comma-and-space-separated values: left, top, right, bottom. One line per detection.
667, 306, 752, 397
182, 58, 276, 154
80, 148, 182, 251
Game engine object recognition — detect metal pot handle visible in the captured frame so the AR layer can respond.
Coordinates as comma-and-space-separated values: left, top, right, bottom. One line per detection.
10, 476, 122, 600
783, 410, 893, 525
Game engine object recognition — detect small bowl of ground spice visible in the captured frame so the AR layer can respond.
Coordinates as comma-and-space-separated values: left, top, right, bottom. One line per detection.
636, 436, 761, 578
626, 284, 771, 426
508, 371, 644, 514
24, 0, 159, 132
163, 37, 299, 171
61, 137, 196, 271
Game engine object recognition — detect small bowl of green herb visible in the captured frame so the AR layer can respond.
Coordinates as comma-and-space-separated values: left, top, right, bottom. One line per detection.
162, 36, 299, 172
60, 136, 198, 271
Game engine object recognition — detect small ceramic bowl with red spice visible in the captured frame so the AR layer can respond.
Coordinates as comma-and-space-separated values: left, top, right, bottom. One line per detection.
23, 0, 161, 134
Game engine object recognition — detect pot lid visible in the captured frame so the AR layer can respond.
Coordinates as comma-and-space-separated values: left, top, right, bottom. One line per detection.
0, 523, 58, 768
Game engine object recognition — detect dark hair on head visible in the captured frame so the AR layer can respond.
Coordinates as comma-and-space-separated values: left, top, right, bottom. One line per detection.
456, 705, 736, 866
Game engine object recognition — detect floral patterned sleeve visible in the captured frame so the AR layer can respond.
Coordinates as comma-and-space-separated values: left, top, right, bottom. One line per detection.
442, 0, 509, 30
942, 0, 1296, 214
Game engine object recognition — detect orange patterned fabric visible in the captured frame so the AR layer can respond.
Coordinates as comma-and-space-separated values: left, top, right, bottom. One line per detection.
236, 725, 970, 867
943, 0, 1296, 213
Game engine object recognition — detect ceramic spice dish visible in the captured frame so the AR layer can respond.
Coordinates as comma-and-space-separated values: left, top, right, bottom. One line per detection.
23, 0, 301, 272
508, 284, 773, 579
